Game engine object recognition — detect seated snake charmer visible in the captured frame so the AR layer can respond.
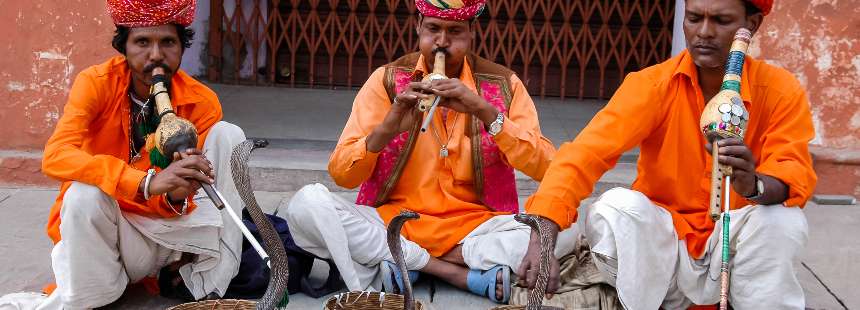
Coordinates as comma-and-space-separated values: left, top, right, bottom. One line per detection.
519, 0, 816, 309
18, 0, 248, 308
283, 0, 577, 303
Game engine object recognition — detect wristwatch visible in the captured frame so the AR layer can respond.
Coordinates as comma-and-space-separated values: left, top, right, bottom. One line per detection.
744, 175, 765, 201
487, 112, 504, 136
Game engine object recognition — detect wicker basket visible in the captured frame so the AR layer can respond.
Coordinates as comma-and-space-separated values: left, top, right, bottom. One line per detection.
490, 306, 563, 310
167, 299, 258, 310
323, 291, 424, 310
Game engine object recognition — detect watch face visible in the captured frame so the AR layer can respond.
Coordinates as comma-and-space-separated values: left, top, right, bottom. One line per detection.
757, 179, 765, 195
490, 123, 502, 134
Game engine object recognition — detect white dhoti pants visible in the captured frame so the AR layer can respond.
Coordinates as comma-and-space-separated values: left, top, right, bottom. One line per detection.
38, 121, 247, 309
581, 187, 808, 310
282, 183, 578, 291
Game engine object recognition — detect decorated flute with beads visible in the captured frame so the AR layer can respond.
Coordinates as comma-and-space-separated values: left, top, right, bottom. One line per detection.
149, 67, 278, 266
149, 67, 224, 209
698, 28, 752, 310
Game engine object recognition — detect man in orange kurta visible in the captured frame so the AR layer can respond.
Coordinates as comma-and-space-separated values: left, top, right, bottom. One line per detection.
283, 0, 573, 303
521, 0, 816, 308
33, 1, 248, 308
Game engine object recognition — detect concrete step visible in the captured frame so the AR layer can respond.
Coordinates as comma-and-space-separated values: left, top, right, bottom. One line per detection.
246, 138, 638, 198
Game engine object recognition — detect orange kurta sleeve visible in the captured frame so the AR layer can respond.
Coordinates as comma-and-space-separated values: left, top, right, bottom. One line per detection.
44, 58, 225, 242
42, 70, 146, 201
492, 74, 556, 181
525, 71, 666, 229
754, 83, 816, 207
44, 68, 222, 222
328, 67, 386, 189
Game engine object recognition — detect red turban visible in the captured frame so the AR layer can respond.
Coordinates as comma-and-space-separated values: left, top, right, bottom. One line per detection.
747, 0, 773, 15
416, 0, 487, 21
107, 0, 197, 27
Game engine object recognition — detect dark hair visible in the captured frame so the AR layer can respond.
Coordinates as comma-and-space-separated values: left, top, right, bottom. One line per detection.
743, 1, 762, 16
111, 24, 195, 54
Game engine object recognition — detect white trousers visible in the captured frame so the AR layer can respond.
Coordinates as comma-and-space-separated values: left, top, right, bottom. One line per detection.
581, 188, 808, 310
282, 183, 578, 291
39, 121, 247, 309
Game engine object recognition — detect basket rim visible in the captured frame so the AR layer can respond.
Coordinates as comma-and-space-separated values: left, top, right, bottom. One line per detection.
167, 298, 258, 310
323, 291, 425, 308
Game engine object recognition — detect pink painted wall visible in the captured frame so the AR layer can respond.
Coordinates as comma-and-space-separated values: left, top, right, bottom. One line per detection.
749, 0, 860, 149
748, 0, 860, 197
1, 0, 116, 151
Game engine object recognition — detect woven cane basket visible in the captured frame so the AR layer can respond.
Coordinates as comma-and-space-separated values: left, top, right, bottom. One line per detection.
323, 291, 424, 310
167, 299, 257, 310
490, 306, 562, 310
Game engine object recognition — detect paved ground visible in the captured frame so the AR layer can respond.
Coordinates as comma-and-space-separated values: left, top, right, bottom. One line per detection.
0, 86, 856, 309
0, 188, 856, 309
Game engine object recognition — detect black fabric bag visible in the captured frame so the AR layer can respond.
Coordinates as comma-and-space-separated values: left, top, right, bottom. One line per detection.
223, 210, 343, 299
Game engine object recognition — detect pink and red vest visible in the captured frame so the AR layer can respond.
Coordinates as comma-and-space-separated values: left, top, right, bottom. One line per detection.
355, 53, 519, 214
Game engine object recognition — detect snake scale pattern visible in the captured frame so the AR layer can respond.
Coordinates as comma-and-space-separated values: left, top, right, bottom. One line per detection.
512, 214, 563, 310
386, 210, 420, 310
231, 140, 290, 310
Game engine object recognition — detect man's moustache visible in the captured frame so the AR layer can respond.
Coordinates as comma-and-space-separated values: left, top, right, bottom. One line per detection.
144, 63, 172, 75
431, 47, 451, 57
691, 41, 719, 50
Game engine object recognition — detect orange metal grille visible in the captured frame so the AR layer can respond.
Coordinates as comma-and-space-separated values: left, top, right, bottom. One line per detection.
208, 0, 674, 99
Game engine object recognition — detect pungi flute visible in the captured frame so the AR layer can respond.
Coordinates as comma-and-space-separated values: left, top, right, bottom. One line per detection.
419, 51, 447, 132
149, 67, 271, 266
698, 28, 752, 310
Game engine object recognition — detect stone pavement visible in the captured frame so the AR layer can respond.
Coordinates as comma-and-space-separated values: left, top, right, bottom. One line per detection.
0, 187, 856, 309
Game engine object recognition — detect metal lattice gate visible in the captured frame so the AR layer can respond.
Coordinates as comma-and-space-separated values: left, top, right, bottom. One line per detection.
207, 0, 674, 99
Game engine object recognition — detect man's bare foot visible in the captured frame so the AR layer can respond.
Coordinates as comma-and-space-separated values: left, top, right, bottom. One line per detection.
419, 258, 509, 302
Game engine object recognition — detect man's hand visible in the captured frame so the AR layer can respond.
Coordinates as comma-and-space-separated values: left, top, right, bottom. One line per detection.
705, 138, 757, 197
429, 78, 499, 125
517, 216, 561, 298
390, 82, 431, 133
366, 82, 431, 152
147, 148, 214, 203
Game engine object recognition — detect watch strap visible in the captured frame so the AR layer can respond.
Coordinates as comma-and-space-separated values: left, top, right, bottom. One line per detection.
745, 175, 764, 200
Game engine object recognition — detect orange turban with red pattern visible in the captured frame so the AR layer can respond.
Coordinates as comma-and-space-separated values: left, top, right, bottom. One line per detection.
416, 0, 487, 21
107, 0, 197, 27
747, 0, 773, 15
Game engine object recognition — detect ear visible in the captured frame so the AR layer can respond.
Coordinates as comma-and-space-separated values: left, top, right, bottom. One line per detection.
416, 14, 423, 35
469, 19, 477, 38
745, 12, 763, 35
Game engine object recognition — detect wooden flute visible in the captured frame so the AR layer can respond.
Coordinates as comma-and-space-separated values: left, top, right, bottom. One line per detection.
419, 51, 447, 133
